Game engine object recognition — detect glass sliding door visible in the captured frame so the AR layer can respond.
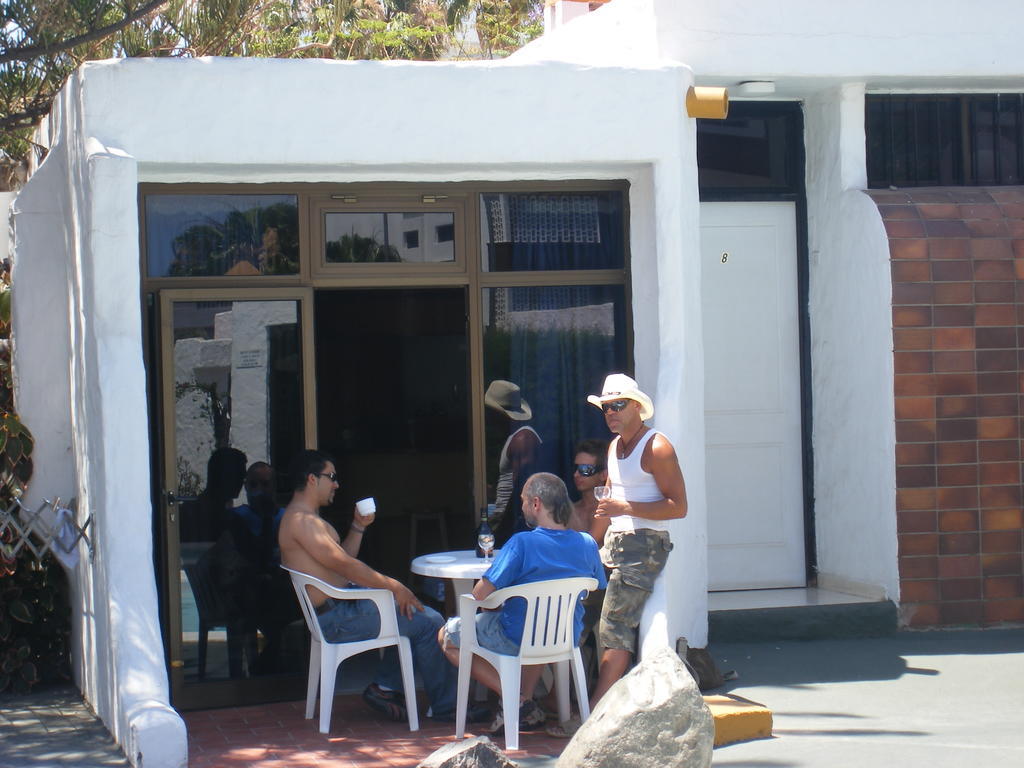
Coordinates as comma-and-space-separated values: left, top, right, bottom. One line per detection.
159, 289, 314, 708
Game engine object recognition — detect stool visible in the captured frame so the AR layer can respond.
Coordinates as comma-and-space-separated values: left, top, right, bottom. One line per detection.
408, 508, 449, 583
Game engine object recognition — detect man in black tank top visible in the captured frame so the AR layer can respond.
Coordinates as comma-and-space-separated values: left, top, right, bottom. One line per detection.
585, 374, 688, 708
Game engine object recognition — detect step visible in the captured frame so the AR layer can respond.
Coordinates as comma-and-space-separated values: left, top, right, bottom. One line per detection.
706, 693, 773, 747
709, 588, 897, 642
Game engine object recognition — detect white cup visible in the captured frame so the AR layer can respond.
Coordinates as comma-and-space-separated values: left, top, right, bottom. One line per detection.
355, 497, 376, 517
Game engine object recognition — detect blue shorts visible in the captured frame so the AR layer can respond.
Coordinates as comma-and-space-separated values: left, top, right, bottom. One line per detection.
443, 612, 520, 656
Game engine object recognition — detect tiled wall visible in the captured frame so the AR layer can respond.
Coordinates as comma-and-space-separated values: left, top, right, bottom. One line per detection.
867, 187, 1024, 627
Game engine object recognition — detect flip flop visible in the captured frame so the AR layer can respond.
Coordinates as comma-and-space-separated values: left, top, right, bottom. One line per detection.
545, 716, 582, 738
536, 701, 560, 721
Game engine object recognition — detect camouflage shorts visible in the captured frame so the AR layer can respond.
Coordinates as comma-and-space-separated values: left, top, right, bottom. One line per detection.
598, 529, 673, 654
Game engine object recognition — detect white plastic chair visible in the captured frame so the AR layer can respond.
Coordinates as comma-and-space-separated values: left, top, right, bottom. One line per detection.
455, 576, 598, 751
282, 566, 419, 733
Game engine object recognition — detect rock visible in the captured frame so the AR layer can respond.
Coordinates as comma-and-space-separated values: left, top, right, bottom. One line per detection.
556, 646, 714, 768
417, 736, 519, 768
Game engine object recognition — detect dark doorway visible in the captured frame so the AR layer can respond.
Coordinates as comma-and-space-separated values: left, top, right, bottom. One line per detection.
313, 288, 474, 581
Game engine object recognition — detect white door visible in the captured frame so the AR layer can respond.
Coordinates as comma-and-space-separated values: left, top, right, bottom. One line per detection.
701, 202, 805, 589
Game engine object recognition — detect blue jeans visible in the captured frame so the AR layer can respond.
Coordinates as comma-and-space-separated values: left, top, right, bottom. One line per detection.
317, 596, 456, 716
442, 612, 520, 656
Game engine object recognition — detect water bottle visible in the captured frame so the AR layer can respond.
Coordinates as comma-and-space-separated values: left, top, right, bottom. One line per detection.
476, 507, 495, 559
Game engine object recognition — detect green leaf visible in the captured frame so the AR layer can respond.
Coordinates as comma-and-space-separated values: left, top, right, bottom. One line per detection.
3, 435, 20, 458
8, 599, 32, 623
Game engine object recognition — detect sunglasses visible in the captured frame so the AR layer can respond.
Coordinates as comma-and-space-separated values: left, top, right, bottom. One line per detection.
316, 472, 338, 482
601, 399, 632, 413
574, 463, 605, 477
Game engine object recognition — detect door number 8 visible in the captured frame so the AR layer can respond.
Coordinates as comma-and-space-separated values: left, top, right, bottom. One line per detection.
721, 252, 729, 263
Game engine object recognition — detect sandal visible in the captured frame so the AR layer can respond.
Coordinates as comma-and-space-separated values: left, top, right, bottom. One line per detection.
362, 683, 407, 722
488, 698, 546, 735
546, 716, 583, 738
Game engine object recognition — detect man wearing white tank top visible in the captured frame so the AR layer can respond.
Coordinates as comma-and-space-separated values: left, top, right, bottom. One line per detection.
585, 374, 688, 707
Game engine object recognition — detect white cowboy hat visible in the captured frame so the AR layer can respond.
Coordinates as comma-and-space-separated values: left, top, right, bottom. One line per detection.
484, 380, 532, 421
587, 373, 654, 421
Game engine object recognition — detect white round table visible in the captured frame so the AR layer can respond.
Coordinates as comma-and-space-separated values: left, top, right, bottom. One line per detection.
410, 549, 498, 597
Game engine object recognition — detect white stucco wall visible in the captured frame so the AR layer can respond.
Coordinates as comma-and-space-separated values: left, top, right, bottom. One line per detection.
653, 0, 1024, 87
12, 77, 188, 768
804, 84, 899, 600
525, 0, 1024, 88
12, 55, 705, 762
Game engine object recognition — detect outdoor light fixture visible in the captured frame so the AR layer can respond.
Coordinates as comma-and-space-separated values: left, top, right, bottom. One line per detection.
736, 80, 776, 96
686, 86, 729, 119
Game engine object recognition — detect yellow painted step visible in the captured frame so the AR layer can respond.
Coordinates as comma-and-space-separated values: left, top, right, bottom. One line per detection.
705, 694, 773, 747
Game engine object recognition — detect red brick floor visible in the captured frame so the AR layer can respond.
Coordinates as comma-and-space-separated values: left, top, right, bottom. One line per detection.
184, 694, 567, 767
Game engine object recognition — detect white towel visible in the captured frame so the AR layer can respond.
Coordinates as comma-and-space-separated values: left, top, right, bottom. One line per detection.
52, 506, 80, 569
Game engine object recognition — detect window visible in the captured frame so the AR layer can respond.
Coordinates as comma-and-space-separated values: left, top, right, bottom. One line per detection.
866, 94, 1024, 188
479, 189, 629, 537
324, 211, 453, 264
482, 283, 628, 535
697, 102, 804, 195
144, 194, 299, 277
480, 191, 625, 271
436, 222, 454, 243
308, 195, 467, 276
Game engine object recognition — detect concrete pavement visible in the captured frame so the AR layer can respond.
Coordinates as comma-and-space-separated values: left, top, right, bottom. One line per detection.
1, 627, 1021, 767
0, 687, 127, 767
709, 627, 1024, 767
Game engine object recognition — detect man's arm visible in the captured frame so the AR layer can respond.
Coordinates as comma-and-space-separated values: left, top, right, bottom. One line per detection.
595, 434, 688, 521
296, 515, 423, 618
472, 577, 497, 602
589, 507, 612, 546
339, 506, 374, 558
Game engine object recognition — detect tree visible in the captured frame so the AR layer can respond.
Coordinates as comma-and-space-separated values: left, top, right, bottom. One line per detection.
0, 0, 171, 187
444, 0, 541, 59
0, 0, 544, 189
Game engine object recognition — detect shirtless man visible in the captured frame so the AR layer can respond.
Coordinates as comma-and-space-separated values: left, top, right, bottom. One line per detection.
585, 374, 687, 706
278, 449, 487, 723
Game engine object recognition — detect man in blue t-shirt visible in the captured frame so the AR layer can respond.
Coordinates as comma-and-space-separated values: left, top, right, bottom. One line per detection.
438, 472, 606, 733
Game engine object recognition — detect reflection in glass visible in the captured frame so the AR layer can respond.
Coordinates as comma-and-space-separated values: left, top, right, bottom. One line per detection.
480, 192, 625, 271
173, 300, 304, 682
324, 212, 456, 263
482, 285, 627, 543
146, 195, 299, 277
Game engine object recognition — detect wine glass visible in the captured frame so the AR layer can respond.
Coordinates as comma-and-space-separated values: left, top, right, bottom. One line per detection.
594, 486, 612, 502
478, 530, 495, 559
